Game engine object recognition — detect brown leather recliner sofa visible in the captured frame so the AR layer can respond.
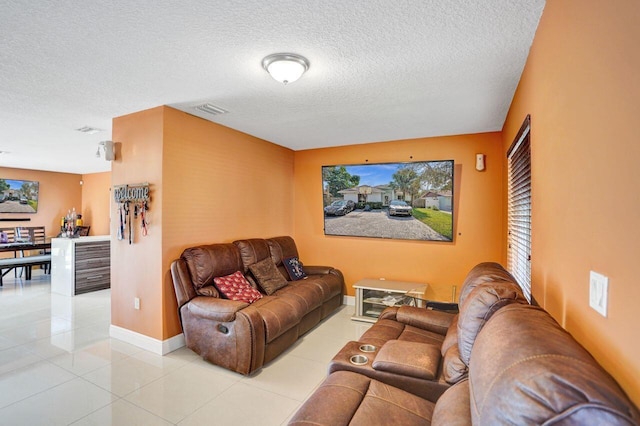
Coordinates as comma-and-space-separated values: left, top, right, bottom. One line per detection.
170, 236, 344, 375
325, 262, 528, 402
290, 263, 640, 425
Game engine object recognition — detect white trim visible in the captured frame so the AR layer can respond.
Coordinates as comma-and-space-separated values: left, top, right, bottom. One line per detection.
343, 295, 355, 306
110, 325, 185, 355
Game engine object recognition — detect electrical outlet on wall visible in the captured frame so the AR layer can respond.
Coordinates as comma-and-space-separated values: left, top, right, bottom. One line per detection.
134, 297, 140, 310
589, 271, 608, 317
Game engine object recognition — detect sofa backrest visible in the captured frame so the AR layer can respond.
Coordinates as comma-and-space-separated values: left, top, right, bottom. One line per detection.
233, 238, 272, 272
456, 281, 528, 365
458, 262, 520, 306
175, 238, 300, 302
438, 280, 527, 385
266, 236, 300, 280
469, 304, 640, 425
180, 243, 244, 297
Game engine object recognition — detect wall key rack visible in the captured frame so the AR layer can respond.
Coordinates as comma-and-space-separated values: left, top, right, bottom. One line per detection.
114, 183, 150, 244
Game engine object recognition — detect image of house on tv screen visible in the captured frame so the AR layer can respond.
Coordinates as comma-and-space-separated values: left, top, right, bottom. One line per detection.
322, 160, 453, 242
0, 179, 39, 214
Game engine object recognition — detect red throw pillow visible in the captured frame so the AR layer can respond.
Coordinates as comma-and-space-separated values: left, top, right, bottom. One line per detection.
213, 271, 263, 304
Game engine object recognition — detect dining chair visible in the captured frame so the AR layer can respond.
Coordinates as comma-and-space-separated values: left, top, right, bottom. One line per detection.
0, 227, 15, 244
76, 226, 90, 237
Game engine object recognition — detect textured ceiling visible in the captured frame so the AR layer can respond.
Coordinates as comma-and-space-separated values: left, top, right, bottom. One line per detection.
0, 0, 545, 174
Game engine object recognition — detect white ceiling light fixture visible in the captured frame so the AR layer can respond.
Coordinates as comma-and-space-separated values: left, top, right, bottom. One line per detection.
262, 53, 309, 85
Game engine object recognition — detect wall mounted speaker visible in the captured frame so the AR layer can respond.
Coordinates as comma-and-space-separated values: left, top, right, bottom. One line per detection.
101, 140, 115, 161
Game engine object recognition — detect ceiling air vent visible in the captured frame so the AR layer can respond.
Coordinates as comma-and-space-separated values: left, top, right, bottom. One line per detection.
194, 103, 228, 116
75, 126, 102, 134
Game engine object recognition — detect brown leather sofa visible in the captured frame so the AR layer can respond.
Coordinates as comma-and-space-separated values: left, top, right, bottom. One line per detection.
326, 262, 528, 401
170, 236, 344, 375
290, 264, 640, 425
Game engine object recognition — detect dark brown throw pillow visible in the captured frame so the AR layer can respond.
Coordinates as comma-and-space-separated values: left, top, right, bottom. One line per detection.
248, 258, 288, 295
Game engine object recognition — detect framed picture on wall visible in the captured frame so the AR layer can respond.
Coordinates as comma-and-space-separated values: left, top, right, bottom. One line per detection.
0, 179, 39, 213
322, 160, 454, 242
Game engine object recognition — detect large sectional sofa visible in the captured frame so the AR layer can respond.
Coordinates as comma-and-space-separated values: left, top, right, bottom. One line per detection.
170, 236, 343, 375
290, 262, 640, 425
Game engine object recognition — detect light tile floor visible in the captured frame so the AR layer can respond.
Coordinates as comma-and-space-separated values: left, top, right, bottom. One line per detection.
0, 270, 371, 425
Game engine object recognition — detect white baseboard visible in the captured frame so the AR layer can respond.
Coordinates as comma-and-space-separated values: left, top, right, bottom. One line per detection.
343, 295, 355, 306
110, 325, 185, 355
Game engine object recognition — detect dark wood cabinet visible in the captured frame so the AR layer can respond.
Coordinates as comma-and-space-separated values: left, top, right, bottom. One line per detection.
74, 240, 110, 294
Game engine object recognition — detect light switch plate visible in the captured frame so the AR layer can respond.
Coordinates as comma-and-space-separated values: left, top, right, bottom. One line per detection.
589, 271, 608, 317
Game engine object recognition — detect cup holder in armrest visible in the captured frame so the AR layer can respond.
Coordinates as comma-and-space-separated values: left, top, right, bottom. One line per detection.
359, 344, 377, 353
350, 354, 368, 365
217, 324, 229, 334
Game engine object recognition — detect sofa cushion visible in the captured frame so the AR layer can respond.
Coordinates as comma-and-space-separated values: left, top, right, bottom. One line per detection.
213, 271, 263, 304
372, 340, 441, 380
274, 281, 323, 312
249, 258, 288, 295
283, 256, 307, 281
457, 281, 527, 365
251, 296, 304, 342
289, 371, 436, 426
441, 344, 468, 384
469, 304, 640, 425
303, 273, 342, 302
359, 318, 446, 349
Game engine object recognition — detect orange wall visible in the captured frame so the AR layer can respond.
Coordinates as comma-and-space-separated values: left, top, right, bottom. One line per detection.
81, 172, 111, 236
502, 0, 640, 404
111, 107, 165, 340
293, 133, 504, 301
0, 167, 82, 237
161, 107, 295, 338
111, 106, 295, 340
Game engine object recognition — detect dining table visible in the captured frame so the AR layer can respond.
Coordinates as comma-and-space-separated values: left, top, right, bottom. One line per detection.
0, 241, 52, 283
0, 241, 51, 253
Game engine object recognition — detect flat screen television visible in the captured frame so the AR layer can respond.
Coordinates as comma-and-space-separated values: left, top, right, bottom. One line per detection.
322, 160, 453, 242
0, 179, 39, 213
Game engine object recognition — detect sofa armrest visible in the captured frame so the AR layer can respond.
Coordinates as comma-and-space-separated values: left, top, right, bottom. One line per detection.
171, 258, 197, 308
303, 265, 340, 276
186, 296, 249, 322
372, 340, 442, 380
426, 301, 459, 314
181, 296, 266, 375
380, 305, 455, 336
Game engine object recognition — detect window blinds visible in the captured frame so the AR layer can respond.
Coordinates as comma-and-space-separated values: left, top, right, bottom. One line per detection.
507, 115, 532, 301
